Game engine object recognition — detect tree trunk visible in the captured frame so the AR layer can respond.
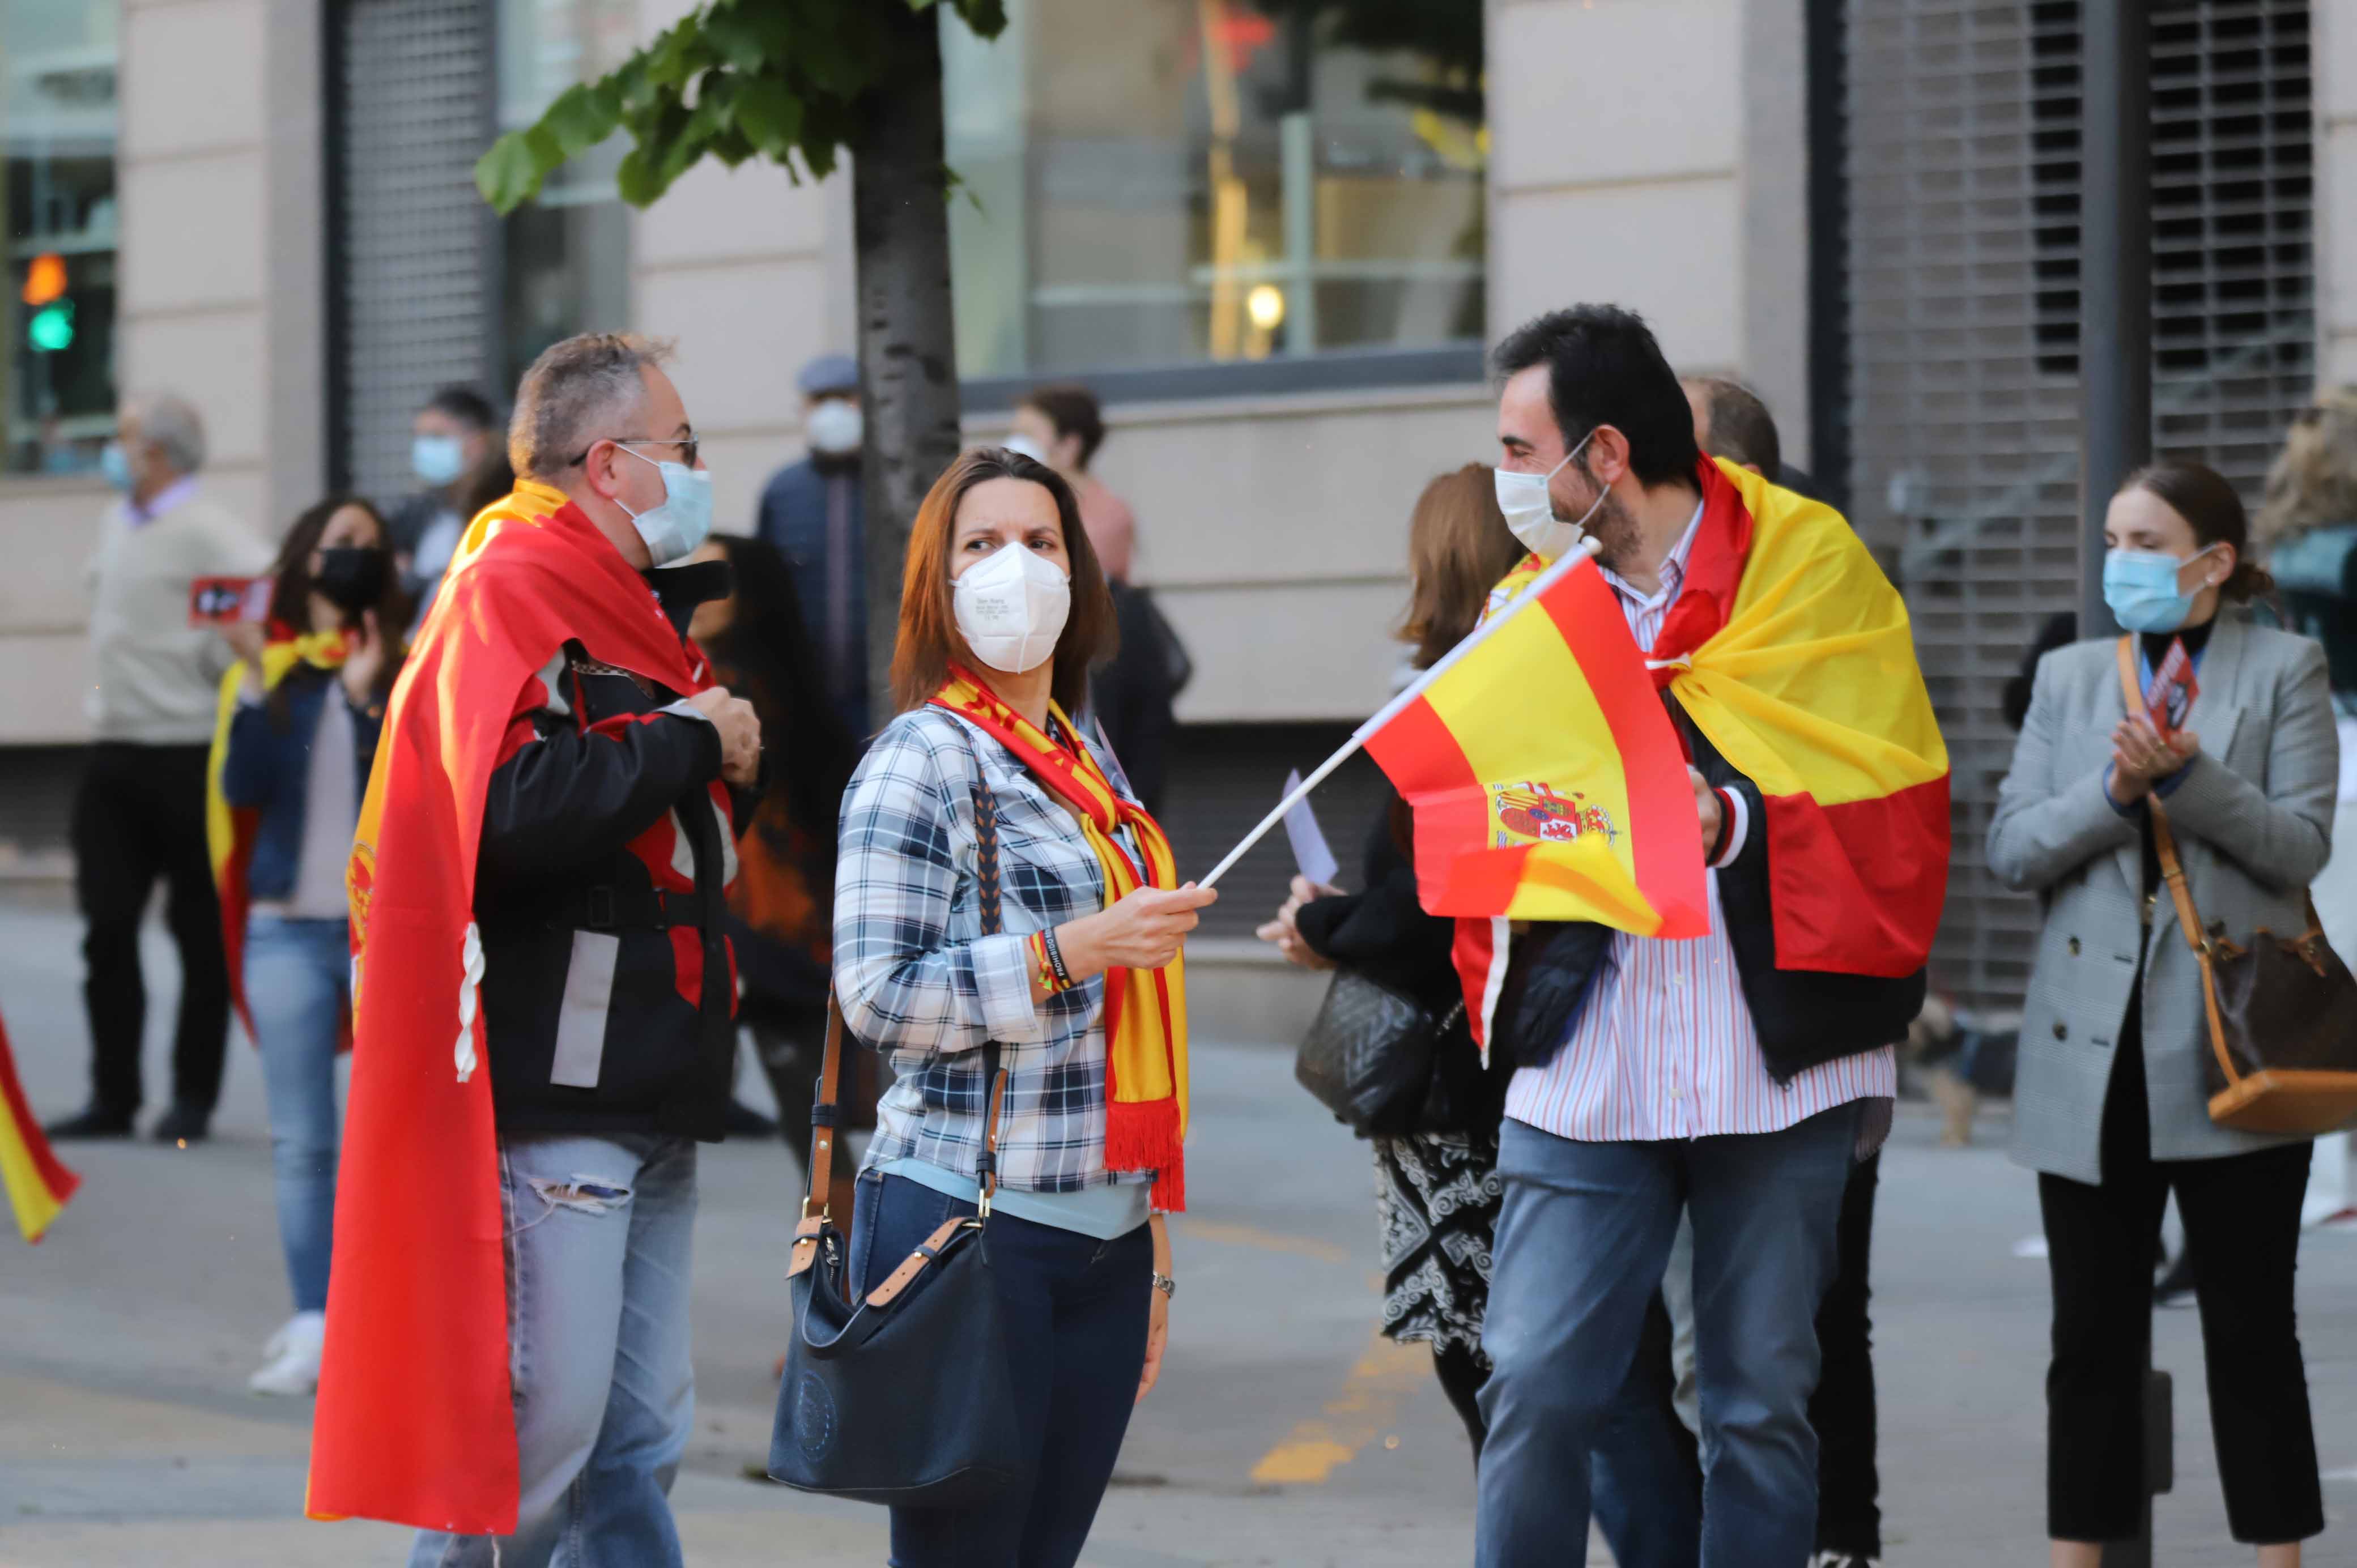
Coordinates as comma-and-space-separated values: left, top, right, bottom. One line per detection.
850, 7, 963, 731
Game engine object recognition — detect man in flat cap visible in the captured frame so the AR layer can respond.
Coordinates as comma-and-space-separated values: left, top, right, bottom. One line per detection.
757, 352, 866, 738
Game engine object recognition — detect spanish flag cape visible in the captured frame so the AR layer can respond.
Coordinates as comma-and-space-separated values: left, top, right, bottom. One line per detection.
0, 1008, 76, 1242
1449, 459, 1948, 1039
204, 627, 351, 1039
931, 667, 1190, 1209
308, 482, 714, 1535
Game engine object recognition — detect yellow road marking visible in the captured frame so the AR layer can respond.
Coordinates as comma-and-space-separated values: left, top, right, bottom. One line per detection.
1249, 1331, 1431, 1485
1183, 1219, 1352, 1267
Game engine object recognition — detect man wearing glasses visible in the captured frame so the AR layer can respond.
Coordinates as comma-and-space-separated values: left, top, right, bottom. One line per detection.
308, 333, 764, 1561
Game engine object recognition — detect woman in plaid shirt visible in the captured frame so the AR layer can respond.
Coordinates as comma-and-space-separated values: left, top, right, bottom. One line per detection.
833, 448, 1215, 1568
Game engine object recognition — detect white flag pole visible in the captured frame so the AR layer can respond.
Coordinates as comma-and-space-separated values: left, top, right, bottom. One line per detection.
1195, 540, 1599, 890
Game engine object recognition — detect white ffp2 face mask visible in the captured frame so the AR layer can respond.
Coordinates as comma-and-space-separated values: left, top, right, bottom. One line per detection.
1493, 429, 1606, 560
953, 540, 1071, 675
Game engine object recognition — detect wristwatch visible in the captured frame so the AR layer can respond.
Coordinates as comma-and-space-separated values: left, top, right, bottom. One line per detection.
1150, 1271, 1177, 1301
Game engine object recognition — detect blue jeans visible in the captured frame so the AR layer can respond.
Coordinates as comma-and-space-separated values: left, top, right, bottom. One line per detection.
244, 915, 348, 1313
410, 1134, 698, 1568
1476, 1106, 1860, 1568
849, 1170, 1152, 1568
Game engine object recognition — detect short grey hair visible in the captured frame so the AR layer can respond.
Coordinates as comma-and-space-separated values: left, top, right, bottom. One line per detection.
126, 392, 206, 475
508, 333, 675, 481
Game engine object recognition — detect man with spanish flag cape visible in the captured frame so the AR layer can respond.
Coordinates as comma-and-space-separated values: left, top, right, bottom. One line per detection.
1456, 308, 1947, 1568
307, 334, 764, 1556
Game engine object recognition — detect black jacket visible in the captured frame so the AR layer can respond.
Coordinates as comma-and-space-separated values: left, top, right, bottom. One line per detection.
1492, 706, 1925, 1084
473, 559, 759, 1141
1089, 581, 1181, 815
1294, 786, 1513, 1135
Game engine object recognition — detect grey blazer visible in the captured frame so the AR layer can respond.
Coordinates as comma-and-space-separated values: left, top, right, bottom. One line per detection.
1988, 613, 2337, 1183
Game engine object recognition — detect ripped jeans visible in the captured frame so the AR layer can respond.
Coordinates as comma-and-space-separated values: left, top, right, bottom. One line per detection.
409, 1134, 698, 1568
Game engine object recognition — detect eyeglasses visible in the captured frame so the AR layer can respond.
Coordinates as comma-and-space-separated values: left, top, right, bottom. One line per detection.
569, 433, 700, 468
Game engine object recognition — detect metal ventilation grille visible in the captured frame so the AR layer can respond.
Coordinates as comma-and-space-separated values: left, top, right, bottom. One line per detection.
335, 0, 494, 508
1841, 0, 2315, 1020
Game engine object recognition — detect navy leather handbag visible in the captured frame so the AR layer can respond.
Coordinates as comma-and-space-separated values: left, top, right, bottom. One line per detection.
768, 779, 1021, 1506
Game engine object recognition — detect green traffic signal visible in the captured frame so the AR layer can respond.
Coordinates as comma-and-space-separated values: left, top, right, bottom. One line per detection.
28, 301, 74, 351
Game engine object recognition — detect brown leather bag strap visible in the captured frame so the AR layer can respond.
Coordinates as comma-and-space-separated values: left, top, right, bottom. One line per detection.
786, 998, 851, 1278
2115, 636, 2244, 1090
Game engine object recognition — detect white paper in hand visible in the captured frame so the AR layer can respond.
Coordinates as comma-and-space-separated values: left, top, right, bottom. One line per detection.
1280, 769, 1341, 889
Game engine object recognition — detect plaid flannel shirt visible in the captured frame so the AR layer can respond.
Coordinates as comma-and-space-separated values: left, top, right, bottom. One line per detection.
833, 705, 1153, 1195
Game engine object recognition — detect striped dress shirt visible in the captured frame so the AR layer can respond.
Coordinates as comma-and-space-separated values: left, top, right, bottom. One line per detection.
1502, 503, 1898, 1144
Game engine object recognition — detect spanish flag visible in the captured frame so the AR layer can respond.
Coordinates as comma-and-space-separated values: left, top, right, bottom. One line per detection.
0, 1012, 78, 1243
1360, 538, 1710, 939
1364, 457, 1948, 1036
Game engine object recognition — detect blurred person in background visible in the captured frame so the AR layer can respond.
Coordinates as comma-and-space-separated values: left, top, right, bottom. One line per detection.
49, 393, 270, 1144
1684, 374, 1818, 499
758, 352, 869, 739
208, 496, 406, 1395
1007, 384, 1186, 813
2257, 385, 2357, 1232
1990, 461, 2333, 1566
388, 385, 501, 608
1670, 377, 1887, 1568
681, 532, 867, 1177
1256, 464, 1522, 1459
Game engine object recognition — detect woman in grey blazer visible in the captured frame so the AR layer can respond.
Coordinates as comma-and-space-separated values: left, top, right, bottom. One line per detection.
1990, 461, 2335, 1567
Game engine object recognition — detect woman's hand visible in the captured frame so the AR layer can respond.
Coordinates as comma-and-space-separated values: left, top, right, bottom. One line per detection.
1138, 1215, 1172, 1404
1056, 884, 1218, 979
1255, 873, 1339, 970
2107, 715, 2201, 804
339, 611, 385, 708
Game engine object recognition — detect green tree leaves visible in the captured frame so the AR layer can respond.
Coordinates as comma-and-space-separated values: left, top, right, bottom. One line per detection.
476, 0, 1009, 215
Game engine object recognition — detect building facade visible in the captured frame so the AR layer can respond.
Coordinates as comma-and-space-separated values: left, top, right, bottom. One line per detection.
0, 0, 2347, 1028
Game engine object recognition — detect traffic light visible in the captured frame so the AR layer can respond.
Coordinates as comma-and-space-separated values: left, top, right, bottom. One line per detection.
27, 300, 73, 352
22, 253, 65, 307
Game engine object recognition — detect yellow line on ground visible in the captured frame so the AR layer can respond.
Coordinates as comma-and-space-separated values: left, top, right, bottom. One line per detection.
1182, 1218, 1352, 1266
1248, 1331, 1431, 1486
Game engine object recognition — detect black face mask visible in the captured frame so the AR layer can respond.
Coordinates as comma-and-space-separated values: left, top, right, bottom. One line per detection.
314, 547, 390, 616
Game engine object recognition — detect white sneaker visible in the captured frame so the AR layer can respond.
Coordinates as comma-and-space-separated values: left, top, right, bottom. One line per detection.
248, 1311, 326, 1396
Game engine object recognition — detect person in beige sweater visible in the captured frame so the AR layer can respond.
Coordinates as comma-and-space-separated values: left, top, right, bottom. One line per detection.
48, 393, 270, 1144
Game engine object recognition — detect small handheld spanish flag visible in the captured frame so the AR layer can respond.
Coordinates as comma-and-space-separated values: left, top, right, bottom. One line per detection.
1362, 540, 1711, 937
0, 1011, 78, 1243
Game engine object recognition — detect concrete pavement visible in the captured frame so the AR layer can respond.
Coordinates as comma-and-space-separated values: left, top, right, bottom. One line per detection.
2, 888, 2354, 1564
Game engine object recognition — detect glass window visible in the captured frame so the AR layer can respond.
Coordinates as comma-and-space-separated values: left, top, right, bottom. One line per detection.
2, 0, 117, 475
496, 0, 633, 391
943, 0, 1485, 380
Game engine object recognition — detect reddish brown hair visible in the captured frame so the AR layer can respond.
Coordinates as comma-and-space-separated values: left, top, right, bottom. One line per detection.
889, 447, 1118, 715
1399, 465, 1526, 670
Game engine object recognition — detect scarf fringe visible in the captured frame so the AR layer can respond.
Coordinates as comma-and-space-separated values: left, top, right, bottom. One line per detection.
1106, 1097, 1184, 1212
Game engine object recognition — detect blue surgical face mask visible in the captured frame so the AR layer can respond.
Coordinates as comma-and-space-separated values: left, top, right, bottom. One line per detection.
412, 433, 466, 487
2102, 543, 2220, 634
613, 444, 713, 566
99, 440, 132, 493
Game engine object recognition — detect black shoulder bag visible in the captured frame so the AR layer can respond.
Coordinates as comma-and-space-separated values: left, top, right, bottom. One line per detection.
768, 778, 1022, 1506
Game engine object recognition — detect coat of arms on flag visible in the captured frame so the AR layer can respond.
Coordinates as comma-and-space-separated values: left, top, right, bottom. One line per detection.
1491, 781, 1615, 847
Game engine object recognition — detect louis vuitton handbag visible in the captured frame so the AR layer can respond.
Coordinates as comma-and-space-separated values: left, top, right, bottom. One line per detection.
2119, 637, 2357, 1134
767, 779, 1022, 1506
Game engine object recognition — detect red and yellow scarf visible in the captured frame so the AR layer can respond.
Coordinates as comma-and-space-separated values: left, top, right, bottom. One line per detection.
205, 627, 352, 1039
931, 666, 1190, 1209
